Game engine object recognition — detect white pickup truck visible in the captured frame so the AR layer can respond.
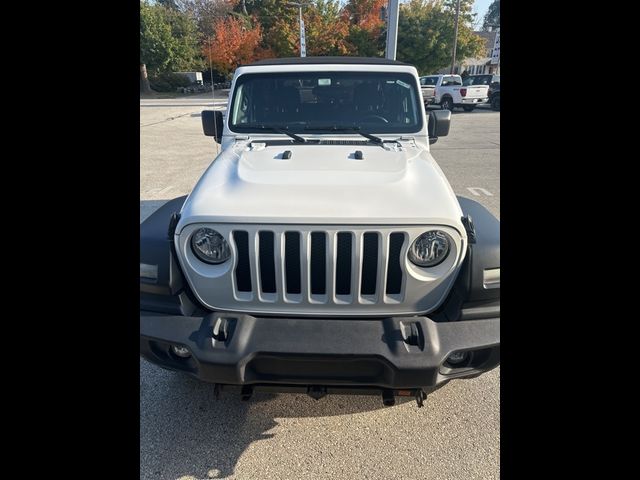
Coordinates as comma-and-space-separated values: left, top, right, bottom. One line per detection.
421, 74, 489, 112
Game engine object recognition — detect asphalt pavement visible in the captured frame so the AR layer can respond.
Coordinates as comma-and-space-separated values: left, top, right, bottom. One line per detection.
140, 94, 500, 480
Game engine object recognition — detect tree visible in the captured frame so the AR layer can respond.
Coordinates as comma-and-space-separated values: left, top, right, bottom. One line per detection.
203, 15, 271, 77
343, 0, 387, 57
140, 1, 202, 75
482, 0, 500, 31
182, 0, 238, 39
140, 63, 152, 93
297, 1, 351, 56
239, 0, 299, 57
396, 0, 484, 75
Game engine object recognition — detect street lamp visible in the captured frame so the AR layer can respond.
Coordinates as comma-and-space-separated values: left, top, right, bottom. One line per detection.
450, 0, 461, 74
286, 2, 310, 57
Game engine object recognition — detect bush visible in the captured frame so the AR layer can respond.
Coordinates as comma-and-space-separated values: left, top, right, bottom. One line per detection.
149, 72, 194, 92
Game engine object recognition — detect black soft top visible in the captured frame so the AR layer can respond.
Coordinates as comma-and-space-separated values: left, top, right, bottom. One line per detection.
242, 56, 412, 67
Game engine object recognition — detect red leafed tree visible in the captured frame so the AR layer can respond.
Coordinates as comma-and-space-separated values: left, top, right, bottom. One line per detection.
203, 16, 272, 77
345, 0, 387, 30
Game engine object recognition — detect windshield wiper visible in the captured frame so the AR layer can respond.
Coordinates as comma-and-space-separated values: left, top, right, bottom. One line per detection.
303, 125, 384, 144
238, 123, 306, 143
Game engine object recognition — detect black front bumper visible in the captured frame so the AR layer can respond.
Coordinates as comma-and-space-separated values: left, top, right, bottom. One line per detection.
140, 311, 500, 393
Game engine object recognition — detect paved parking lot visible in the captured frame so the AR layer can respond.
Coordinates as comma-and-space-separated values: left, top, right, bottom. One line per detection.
140, 94, 500, 480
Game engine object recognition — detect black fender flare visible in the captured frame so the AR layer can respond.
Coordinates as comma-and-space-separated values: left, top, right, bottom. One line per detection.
140, 196, 204, 316
432, 197, 500, 321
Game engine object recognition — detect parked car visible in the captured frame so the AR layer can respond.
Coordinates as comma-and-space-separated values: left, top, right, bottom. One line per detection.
462, 74, 500, 89
463, 74, 500, 109
422, 74, 489, 112
419, 76, 437, 107
140, 57, 500, 408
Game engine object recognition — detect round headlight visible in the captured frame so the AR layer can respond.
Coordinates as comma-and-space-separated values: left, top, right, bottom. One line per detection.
408, 230, 452, 267
190, 228, 231, 264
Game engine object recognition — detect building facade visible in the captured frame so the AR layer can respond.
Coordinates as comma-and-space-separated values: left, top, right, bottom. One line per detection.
436, 30, 500, 76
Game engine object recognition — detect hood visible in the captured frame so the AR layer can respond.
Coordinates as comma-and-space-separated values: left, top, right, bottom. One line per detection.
177, 140, 464, 232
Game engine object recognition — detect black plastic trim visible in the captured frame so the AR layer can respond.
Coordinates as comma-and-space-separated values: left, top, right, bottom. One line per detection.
141, 312, 499, 389
430, 197, 500, 322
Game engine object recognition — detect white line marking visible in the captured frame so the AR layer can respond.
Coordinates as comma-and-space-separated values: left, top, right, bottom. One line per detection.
467, 187, 494, 196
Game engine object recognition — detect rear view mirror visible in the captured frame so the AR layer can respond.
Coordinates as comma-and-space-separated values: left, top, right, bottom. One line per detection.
202, 110, 223, 142
428, 110, 451, 144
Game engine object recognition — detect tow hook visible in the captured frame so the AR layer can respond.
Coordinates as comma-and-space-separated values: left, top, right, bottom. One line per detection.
212, 317, 229, 342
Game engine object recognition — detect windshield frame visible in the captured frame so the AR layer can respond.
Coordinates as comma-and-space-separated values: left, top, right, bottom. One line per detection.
227, 71, 424, 135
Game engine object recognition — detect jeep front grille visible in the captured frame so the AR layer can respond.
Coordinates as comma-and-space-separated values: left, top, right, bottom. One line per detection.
177, 224, 465, 316
231, 228, 406, 304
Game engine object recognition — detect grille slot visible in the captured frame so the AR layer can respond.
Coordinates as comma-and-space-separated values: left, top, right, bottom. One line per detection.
335, 232, 352, 295
361, 233, 379, 295
258, 231, 276, 293
310, 232, 326, 295
386, 232, 404, 295
284, 232, 301, 294
225, 227, 412, 306
233, 231, 252, 292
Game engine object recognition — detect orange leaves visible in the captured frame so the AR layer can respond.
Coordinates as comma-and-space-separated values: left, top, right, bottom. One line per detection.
203, 16, 266, 76
345, 0, 387, 32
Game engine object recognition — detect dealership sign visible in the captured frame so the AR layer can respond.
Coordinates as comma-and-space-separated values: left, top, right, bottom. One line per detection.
490, 31, 500, 65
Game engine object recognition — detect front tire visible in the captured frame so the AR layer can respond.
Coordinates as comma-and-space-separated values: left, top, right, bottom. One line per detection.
462, 105, 476, 112
440, 97, 454, 111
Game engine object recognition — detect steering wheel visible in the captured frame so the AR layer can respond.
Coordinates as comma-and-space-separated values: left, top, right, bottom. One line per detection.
361, 114, 389, 124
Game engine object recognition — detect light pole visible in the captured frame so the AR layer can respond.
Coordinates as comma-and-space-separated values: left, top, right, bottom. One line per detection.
286, 2, 310, 57
385, 0, 400, 60
450, 0, 461, 74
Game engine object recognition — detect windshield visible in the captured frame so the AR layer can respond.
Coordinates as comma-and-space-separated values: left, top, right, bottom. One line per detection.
229, 71, 423, 134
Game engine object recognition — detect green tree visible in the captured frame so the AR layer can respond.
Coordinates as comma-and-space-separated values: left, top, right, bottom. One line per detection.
482, 0, 500, 30
343, 0, 387, 57
239, 0, 298, 56
396, 0, 484, 75
182, 0, 237, 39
140, 1, 202, 75
301, 1, 351, 56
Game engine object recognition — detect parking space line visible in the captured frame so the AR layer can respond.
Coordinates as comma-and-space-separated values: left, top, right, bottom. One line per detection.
467, 187, 494, 196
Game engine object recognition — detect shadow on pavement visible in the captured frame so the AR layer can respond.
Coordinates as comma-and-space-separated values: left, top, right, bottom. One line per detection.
140, 199, 172, 223
140, 362, 414, 480
426, 105, 498, 114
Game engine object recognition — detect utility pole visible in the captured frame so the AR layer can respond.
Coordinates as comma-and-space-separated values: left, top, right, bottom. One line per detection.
450, 0, 461, 74
287, 2, 309, 57
385, 0, 400, 60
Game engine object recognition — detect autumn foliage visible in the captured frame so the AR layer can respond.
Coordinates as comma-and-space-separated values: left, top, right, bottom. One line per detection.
141, 0, 486, 80
203, 16, 272, 76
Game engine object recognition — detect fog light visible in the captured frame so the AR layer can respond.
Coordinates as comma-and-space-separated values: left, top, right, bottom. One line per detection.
171, 345, 191, 358
446, 351, 469, 365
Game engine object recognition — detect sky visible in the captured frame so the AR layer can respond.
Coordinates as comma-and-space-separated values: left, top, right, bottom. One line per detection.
471, 0, 492, 29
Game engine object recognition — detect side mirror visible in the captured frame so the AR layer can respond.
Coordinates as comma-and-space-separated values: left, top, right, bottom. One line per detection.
428, 110, 451, 144
202, 110, 223, 142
